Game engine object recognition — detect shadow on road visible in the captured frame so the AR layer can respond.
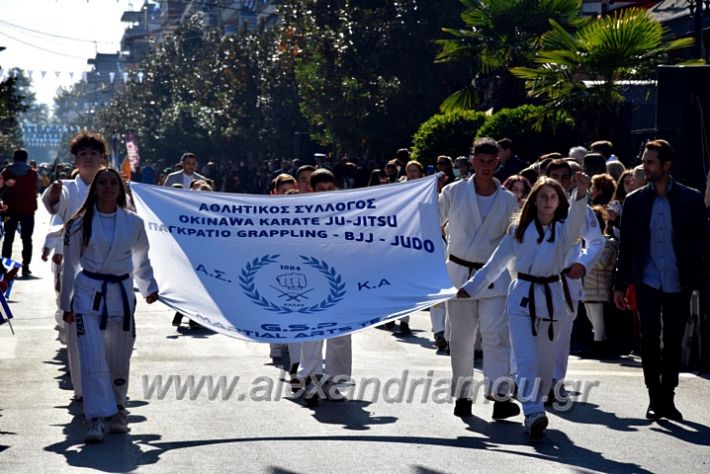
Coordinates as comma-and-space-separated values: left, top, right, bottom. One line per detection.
164, 325, 218, 340
0, 407, 17, 454
549, 401, 651, 433
652, 418, 710, 446
44, 399, 154, 473
309, 400, 398, 431
390, 329, 438, 351
460, 413, 651, 473
282, 396, 398, 431
45, 348, 74, 393
45, 430, 651, 472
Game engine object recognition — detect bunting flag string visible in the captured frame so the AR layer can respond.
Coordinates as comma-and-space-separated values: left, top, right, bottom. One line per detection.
0, 68, 147, 84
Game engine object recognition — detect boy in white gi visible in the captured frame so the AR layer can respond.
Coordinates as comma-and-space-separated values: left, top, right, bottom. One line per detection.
42, 131, 109, 402
295, 169, 351, 406
440, 138, 520, 420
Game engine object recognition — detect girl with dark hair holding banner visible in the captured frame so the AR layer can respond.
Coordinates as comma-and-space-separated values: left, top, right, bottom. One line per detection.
61, 167, 159, 443
456, 172, 590, 438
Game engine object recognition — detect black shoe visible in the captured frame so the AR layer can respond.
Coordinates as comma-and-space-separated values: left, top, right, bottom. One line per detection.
22, 265, 31, 278
188, 319, 203, 330
663, 403, 683, 421
290, 375, 304, 394
171, 313, 183, 327
661, 390, 683, 421
544, 388, 555, 407
646, 403, 661, 420
304, 382, 320, 406
646, 387, 661, 420
383, 321, 395, 330
454, 398, 473, 418
434, 331, 448, 350
397, 322, 412, 335
492, 400, 520, 420
304, 393, 319, 407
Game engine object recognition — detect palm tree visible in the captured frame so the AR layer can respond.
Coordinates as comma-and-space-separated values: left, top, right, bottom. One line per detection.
510, 7, 697, 133
435, 0, 585, 112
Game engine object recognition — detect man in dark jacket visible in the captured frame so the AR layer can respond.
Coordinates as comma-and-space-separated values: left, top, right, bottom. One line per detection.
613, 139, 708, 421
493, 138, 527, 182
1, 149, 38, 277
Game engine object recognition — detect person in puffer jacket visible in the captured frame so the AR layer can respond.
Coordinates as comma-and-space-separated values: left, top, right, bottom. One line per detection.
582, 205, 618, 353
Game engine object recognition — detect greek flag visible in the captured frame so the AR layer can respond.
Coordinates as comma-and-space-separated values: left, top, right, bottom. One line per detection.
2, 257, 21, 298
0, 289, 14, 334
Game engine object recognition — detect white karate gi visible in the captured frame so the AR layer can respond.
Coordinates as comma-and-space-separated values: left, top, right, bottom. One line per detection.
41, 175, 91, 398
461, 192, 587, 416
60, 208, 158, 419
440, 177, 519, 398
298, 335, 352, 381
552, 205, 604, 383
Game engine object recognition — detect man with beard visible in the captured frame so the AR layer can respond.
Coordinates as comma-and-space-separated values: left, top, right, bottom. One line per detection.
614, 139, 707, 421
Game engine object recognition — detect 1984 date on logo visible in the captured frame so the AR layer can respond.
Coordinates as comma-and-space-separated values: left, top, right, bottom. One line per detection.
239, 255, 346, 314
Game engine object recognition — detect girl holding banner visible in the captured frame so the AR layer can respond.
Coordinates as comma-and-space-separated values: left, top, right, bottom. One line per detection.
456, 172, 590, 439
61, 167, 159, 443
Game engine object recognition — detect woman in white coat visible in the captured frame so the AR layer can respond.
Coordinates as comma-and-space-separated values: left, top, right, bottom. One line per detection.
457, 172, 590, 438
61, 167, 159, 443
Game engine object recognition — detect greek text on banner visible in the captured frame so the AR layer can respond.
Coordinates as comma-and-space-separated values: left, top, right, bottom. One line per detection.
130, 175, 456, 343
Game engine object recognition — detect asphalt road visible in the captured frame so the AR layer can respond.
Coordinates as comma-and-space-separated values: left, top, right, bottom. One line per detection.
1, 206, 709, 473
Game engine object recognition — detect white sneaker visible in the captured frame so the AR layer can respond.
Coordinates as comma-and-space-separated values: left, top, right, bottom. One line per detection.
524, 413, 548, 439
84, 418, 105, 443
109, 408, 129, 433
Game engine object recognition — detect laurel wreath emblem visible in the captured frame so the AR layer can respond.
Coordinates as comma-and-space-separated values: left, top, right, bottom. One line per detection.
239, 254, 346, 314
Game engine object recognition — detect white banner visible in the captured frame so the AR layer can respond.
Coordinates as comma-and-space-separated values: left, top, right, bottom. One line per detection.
131, 176, 455, 343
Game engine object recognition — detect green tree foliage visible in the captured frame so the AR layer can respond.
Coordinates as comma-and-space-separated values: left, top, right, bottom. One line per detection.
284, 0, 465, 159
475, 104, 575, 160
0, 68, 31, 157
436, 0, 584, 111
510, 8, 695, 134
411, 110, 488, 164
98, 13, 308, 164
100, 14, 224, 162
91, 2, 469, 164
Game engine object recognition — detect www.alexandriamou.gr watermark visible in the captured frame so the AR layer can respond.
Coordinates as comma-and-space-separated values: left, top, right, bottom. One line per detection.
141, 370, 600, 411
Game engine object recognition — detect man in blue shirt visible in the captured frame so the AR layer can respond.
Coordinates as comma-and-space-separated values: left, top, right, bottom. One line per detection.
614, 139, 708, 421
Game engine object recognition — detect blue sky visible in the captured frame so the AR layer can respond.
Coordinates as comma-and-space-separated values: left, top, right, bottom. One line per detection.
0, 0, 135, 107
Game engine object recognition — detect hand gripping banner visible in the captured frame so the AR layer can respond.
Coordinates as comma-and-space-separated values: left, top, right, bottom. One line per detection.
131, 175, 455, 342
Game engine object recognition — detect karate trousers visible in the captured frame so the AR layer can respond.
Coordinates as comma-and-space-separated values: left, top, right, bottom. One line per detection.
510, 312, 558, 416
553, 301, 579, 384
447, 296, 511, 399
75, 313, 134, 419
430, 303, 446, 334
298, 335, 352, 380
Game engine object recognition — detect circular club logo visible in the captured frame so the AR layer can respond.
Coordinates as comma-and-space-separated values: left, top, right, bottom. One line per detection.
239, 254, 346, 314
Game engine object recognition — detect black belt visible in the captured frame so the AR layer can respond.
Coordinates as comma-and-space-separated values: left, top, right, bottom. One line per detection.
449, 254, 484, 279
82, 270, 131, 331
560, 268, 576, 313
517, 273, 560, 341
